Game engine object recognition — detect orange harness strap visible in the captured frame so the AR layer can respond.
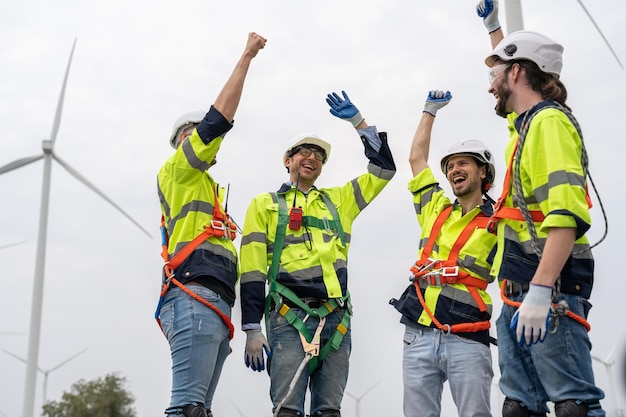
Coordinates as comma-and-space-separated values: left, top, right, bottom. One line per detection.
156, 185, 236, 340
410, 206, 492, 333
489, 135, 592, 231
499, 279, 590, 332
489, 137, 544, 231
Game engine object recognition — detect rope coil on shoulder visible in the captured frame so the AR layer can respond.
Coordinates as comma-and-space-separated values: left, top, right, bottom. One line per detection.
504, 102, 608, 256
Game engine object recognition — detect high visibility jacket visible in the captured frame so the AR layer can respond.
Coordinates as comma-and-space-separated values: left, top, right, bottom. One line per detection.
239, 127, 396, 327
492, 101, 594, 298
391, 168, 497, 345
157, 106, 238, 305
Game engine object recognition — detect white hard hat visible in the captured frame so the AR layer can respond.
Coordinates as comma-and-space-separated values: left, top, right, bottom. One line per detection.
283, 132, 332, 166
169, 110, 205, 149
485, 30, 564, 78
440, 140, 496, 187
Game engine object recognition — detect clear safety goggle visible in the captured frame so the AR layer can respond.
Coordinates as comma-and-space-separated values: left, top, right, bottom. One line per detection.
488, 63, 508, 84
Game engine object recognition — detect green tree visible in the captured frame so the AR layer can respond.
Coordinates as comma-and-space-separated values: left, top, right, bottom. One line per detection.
42, 373, 136, 417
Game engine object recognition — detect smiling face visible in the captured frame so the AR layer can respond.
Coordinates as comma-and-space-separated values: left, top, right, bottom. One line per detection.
488, 62, 514, 118
285, 145, 325, 190
444, 155, 486, 199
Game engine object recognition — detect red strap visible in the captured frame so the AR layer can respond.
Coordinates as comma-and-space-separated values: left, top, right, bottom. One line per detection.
157, 184, 237, 340
490, 134, 590, 226
413, 280, 491, 334
417, 205, 453, 265
412, 207, 489, 276
499, 279, 590, 333
410, 207, 492, 326
494, 206, 545, 223
171, 278, 235, 339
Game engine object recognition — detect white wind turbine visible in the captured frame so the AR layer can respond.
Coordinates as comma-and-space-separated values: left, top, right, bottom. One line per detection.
3, 348, 88, 404
591, 332, 626, 417
0, 39, 151, 417
503, 0, 623, 69
344, 379, 382, 417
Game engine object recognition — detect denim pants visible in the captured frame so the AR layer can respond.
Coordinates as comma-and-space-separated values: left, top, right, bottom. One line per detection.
159, 285, 231, 415
268, 307, 351, 415
497, 292, 605, 416
403, 325, 493, 417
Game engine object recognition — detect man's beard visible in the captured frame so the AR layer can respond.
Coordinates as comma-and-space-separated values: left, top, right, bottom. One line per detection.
495, 82, 513, 118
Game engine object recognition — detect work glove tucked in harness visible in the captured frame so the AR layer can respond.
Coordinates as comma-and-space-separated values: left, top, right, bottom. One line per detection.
423, 90, 452, 117
244, 329, 271, 371
511, 283, 552, 346
476, 0, 501, 33
326, 90, 364, 128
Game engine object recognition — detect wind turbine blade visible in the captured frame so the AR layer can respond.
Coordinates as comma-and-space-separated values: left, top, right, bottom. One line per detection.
576, 0, 624, 70
0, 155, 44, 175
606, 331, 626, 364
231, 401, 245, 417
0, 241, 27, 250
49, 38, 77, 145
2, 349, 28, 364
2, 349, 43, 372
48, 348, 88, 373
54, 155, 152, 237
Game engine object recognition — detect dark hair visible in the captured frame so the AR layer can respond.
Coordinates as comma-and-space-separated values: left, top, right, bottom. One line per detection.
506, 60, 570, 111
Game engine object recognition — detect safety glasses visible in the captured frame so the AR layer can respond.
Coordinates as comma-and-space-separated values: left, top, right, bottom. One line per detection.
488, 63, 508, 84
293, 146, 327, 163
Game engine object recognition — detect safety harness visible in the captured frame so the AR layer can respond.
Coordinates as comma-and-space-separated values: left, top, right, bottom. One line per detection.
266, 191, 352, 374
489, 103, 593, 332
155, 184, 237, 340
409, 204, 492, 334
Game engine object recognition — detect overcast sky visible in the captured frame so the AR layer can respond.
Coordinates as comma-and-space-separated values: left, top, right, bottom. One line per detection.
1, 1, 625, 416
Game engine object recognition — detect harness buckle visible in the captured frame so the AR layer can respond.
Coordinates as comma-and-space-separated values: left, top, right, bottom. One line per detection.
322, 217, 331, 232
299, 316, 326, 357
210, 220, 227, 238
442, 266, 459, 277
423, 271, 443, 286
210, 219, 236, 240
413, 258, 438, 274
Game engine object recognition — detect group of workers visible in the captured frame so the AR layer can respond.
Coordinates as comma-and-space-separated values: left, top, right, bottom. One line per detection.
154, 1, 606, 416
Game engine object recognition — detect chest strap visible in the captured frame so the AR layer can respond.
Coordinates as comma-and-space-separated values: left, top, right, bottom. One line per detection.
410, 205, 491, 333
488, 105, 592, 235
155, 184, 236, 340
266, 191, 351, 374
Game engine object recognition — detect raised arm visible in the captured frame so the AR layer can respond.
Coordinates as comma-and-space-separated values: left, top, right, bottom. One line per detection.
409, 90, 452, 177
326, 90, 396, 173
476, 0, 504, 48
213, 32, 267, 122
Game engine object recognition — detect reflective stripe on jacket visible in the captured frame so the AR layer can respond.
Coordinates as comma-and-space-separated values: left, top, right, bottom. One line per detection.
239, 127, 396, 326
392, 168, 497, 345
492, 102, 594, 298
157, 106, 238, 301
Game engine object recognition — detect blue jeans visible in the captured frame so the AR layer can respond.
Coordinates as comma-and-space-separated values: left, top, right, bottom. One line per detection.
268, 307, 351, 415
497, 292, 605, 416
403, 325, 493, 417
159, 285, 231, 415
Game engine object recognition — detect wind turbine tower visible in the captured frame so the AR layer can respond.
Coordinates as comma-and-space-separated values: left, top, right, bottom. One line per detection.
0, 39, 151, 417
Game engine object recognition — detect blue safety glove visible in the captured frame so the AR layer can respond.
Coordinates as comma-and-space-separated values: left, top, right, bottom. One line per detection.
244, 329, 271, 372
326, 90, 364, 128
510, 283, 553, 346
423, 90, 452, 116
476, 0, 501, 33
